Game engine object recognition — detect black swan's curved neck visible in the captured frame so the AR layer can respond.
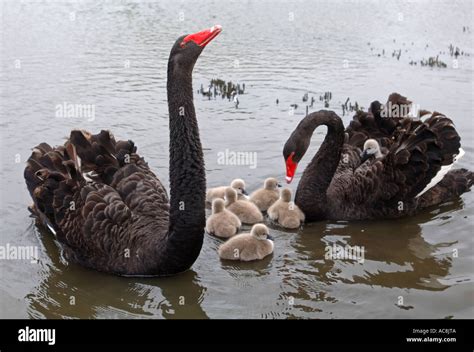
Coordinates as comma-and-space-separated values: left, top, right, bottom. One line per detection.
164, 63, 206, 272
295, 111, 345, 221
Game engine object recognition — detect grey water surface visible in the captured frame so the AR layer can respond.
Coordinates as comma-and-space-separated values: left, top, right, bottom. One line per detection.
0, 0, 473, 318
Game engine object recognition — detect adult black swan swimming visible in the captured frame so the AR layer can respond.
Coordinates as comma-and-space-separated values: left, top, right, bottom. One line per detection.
283, 109, 473, 221
24, 25, 222, 276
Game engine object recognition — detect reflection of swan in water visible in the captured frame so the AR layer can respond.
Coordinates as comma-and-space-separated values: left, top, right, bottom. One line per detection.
293, 203, 457, 289
26, 225, 208, 319
275, 201, 461, 317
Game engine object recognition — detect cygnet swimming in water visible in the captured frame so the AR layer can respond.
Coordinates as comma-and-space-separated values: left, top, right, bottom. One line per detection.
218, 223, 274, 261
206, 178, 248, 206
225, 187, 263, 224
249, 177, 281, 211
267, 188, 305, 229
206, 198, 241, 239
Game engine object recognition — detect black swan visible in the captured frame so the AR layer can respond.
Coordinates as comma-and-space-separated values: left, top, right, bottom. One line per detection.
23, 25, 222, 276
283, 110, 473, 221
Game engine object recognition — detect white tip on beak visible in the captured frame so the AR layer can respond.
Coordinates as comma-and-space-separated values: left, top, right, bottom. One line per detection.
210, 25, 222, 33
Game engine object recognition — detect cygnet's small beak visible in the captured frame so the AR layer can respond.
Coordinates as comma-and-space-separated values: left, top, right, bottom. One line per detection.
360, 150, 370, 163
267, 234, 274, 241
242, 189, 249, 196
277, 183, 282, 188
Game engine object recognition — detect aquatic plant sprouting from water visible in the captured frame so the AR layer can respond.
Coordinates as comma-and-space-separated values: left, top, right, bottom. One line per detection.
198, 78, 246, 101
410, 56, 448, 68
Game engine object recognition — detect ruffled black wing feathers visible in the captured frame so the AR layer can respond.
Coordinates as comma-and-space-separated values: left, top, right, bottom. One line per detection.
24, 130, 169, 274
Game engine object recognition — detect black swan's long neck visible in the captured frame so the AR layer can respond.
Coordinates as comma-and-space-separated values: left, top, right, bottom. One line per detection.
295, 111, 345, 221
163, 64, 206, 272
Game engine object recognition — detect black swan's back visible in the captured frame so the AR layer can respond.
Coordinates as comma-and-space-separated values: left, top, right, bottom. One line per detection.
327, 112, 470, 219
24, 130, 170, 275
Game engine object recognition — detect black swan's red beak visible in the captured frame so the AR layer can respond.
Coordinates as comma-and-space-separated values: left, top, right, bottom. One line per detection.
285, 152, 298, 184
181, 25, 222, 47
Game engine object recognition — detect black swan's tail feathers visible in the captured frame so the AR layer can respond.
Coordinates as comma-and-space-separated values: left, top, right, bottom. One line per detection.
115, 139, 137, 165
68, 130, 169, 229
425, 113, 461, 164
387, 112, 463, 200
445, 168, 474, 194
419, 168, 474, 208
24, 142, 80, 233
25, 129, 165, 235
68, 130, 119, 184
415, 114, 462, 197
68, 130, 144, 185
24, 130, 137, 229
